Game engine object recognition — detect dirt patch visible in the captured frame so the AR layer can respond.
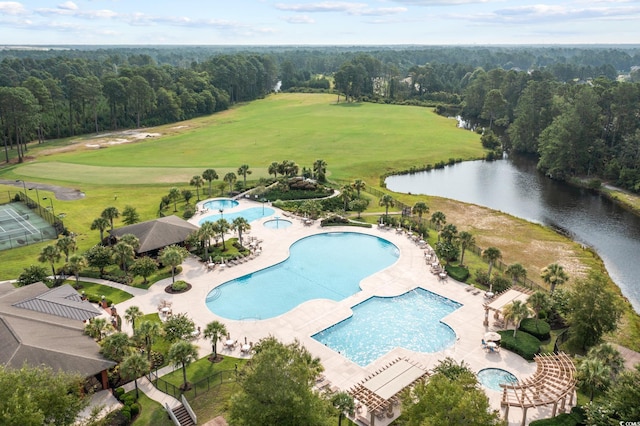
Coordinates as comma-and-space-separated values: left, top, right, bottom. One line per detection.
0, 179, 85, 201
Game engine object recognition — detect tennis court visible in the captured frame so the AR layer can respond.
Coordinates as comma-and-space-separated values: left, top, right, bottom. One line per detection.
0, 202, 57, 251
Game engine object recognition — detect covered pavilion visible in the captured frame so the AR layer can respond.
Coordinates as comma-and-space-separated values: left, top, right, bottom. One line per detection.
500, 352, 576, 426
348, 358, 429, 426
483, 287, 533, 326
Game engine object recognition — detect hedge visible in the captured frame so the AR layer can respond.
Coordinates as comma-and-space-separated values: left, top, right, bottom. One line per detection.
498, 330, 541, 360
529, 407, 584, 426
445, 264, 469, 282
519, 318, 551, 341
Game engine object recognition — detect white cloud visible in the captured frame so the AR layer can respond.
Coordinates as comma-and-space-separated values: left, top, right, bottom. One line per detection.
0, 1, 27, 15
275, 2, 368, 13
58, 1, 78, 11
391, 0, 496, 5
283, 14, 316, 23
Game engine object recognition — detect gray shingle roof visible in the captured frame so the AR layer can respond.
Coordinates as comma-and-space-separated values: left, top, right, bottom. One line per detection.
0, 282, 116, 377
109, 215, 199, 253
12, 284, 102, 321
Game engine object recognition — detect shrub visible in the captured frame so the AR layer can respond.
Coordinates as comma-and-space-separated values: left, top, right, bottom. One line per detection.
321, 215, 349, 226
171, 280, 188, 291
491, 276, 511, 293
114, 387, 125, 400
183, 204, 196, 219
519, 318, 551, 341
120, 406, 131, 422
498, 330, 540, 360
529, 407, 584, 426
129, 402, 140, 417
444, 264, 469, 282
474, 269, 491, 287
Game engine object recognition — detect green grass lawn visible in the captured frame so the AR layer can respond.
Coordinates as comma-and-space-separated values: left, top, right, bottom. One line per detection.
128, 391, 174, 426
161, 356, 249, 389
69, 280, 133, 304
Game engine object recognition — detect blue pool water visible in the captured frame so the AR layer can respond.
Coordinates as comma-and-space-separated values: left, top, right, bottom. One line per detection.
206, 232, 399, 320
313, 288, 461, 366
198, 207, 275, 225
263, 218, 292, 229
203, 199, 239, 210
477, 368, 518, 391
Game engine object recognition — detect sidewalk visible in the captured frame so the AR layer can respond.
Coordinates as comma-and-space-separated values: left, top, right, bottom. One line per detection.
78, 276, 148, 297
122, 375, 182, 410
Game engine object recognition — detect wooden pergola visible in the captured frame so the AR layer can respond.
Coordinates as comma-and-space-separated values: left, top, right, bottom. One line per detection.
501, 352, 576, 426
348, 358, 429, 426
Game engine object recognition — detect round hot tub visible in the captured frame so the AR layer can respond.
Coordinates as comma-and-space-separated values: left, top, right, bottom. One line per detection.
263, 218, 292, 229
477, 368, 517, 391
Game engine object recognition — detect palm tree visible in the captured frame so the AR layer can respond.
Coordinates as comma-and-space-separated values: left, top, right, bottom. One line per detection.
379, 194, 395, 217
216, 218, 231, 251
340, 185, 355, 211
90, 217, 110, 244
101, 332, 132, 362
203, 320, 227, 360
237, 164, 252, 189
56, 235, 77, 262
458, 231, 475, 266
136, 320, 161, 362
113, 241, 135, 273
505, 263, 527, 286
190, 175, 205, 201
120, 353, 150, 400
124, 306, 143, 332
578, 357, 611, 401
159, 245, 188, 283
412, 201, 429, 223
527, 291, 550, 333
587, 343, 625, 379
232, 217, 251, 247
268, 161, 279, 179
202, 168, 218, 197
119, 233, 140, 252
482, 246, 502, 283
168, 341, 199, 390
430, 211, 446, 236
223, 172, 237, 194
313, 159, 327, 182
38, 244, 60, 280
352, 179, 366, 198
198, 221, 216, 260
331, 392, 355, 426
66, 254, 87, 286
541, 263, 569, 294
502, 300, 530, 337
168, 187, 181, 212
84, 317, 112, 342
101, 206, 120, 231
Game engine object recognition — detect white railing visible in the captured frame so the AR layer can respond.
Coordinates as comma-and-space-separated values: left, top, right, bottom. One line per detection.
181, 394, 197, 424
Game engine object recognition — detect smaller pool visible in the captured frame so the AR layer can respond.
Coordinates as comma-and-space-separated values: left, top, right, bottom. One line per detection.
199, 207, 275, 225
264, 218, 292, 229
203, 199, 239, 210
477, 368, 518, 391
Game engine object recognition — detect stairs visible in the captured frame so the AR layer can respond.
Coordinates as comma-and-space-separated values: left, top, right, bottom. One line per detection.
172, 404, 195, 426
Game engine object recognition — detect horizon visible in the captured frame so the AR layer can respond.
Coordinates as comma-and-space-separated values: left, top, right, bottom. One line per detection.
2, 1, 639, 46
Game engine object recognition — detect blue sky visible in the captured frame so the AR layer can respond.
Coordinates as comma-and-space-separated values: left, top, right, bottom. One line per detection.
1, 0, 639, 45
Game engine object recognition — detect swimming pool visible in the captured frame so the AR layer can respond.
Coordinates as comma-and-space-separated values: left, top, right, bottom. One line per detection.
203, 199, 239, 210
198, 207, 275, 225
263, 218, 292, 229
206, 232, 399, 320
477, 368, 518, 391
313, 288, 461, 366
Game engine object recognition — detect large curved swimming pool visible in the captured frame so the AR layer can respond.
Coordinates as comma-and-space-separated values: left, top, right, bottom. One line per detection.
205, 232, 399, 320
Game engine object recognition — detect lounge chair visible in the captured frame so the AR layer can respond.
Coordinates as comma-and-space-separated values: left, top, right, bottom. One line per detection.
472, 290, 481, 295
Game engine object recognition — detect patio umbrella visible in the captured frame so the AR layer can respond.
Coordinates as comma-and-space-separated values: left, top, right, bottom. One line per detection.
484, 331, 501, 341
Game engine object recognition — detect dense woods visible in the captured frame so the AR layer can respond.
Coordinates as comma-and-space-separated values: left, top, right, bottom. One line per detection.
1, 45, 639, 191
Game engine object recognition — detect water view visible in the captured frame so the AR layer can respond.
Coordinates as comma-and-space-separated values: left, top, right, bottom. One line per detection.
386, 156, 640, 312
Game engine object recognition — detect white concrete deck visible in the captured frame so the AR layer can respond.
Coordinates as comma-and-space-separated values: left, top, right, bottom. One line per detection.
112, 198, 565, 425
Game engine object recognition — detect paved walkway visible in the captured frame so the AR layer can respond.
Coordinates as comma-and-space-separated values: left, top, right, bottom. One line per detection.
95, 198, 565, 425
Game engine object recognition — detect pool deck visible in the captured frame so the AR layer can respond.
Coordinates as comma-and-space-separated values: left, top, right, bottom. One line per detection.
113, 198, 563, 425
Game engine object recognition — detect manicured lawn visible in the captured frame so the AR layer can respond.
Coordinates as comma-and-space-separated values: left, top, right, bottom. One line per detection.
127, 391, 174, 426
161, 356, 249, 389
70, 280, 133, 304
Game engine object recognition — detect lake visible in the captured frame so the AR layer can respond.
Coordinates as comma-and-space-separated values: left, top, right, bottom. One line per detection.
386, 156, 640, 312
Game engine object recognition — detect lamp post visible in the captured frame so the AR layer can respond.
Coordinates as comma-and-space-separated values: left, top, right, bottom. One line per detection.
260, 198, 266, 215
42, 197, 55, 218
219, 209, 224, 219
15, 179, 26, 200
29, 187, 41, 214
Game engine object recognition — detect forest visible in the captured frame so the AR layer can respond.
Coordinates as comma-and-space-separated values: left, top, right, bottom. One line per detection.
1, 45, 639, 191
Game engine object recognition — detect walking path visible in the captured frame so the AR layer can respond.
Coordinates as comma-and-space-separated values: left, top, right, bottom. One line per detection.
88, 198, 562, 425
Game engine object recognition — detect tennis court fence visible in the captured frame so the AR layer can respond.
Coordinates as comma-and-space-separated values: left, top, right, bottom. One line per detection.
9, 192, 65, 236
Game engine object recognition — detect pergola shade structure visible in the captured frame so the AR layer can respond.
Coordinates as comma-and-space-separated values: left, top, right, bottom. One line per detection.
348, 358, 429, 425
500, 352, 576, 426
